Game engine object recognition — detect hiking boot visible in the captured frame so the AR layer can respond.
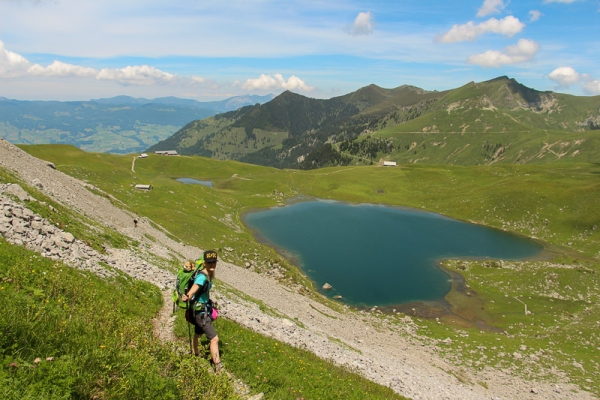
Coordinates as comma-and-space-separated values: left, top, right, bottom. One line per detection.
214, 362, 224, 373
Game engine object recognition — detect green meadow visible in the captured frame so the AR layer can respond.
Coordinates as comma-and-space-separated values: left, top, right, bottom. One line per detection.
0, 159, 406, 399
12, 145, 600, 395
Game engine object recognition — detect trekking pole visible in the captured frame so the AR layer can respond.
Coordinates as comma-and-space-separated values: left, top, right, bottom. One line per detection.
187, 321, 193, 355
186, 306, 193, 355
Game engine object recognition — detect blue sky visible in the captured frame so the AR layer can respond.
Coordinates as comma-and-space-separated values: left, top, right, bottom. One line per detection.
0, 0, 598, 101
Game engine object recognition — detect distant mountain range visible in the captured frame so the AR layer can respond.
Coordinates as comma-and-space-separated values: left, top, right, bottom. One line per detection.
0, 94, 274, 154
148, 76, 600, 168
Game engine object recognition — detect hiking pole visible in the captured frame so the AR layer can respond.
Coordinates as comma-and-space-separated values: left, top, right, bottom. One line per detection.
186, 307, 193, 355
188, 321, 193, 355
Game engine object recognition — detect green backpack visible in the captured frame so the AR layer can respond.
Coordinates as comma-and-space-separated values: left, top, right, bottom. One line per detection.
172, 258, 205, 310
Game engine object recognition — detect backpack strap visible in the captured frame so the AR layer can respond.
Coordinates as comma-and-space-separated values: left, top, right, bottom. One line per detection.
188, 270, 211, 311
195, 270, 211, 296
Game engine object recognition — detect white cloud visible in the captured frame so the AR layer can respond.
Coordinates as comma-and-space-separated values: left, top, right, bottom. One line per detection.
583, 79, 600, 95
27, 60, 97, 78
547, 67, 600, 95
1, 40, 179, 87
0, 40, 31, 77
529, 10, 542, 22
436, 16, 525, 43
241, 73, 313, 92
346, 11, 374, 36
477, 0, 506, 17
191, 76, 206, 84
467, 39, 540, 67
548, 66, 581, 87
96, 65, 175, 86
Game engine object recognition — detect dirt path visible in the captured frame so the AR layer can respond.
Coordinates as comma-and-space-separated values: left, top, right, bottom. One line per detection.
152, 291, 179, 345
151, 290, 258, 399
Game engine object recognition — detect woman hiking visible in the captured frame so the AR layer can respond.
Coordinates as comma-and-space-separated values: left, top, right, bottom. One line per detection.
181, 250, 222, 372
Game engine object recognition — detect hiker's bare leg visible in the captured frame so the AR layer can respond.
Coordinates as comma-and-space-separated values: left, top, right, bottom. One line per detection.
193, 334, 200, 356
210, 335, 220, 364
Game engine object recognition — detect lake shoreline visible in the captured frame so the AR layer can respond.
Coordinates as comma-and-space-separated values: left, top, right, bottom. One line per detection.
244, 199, 546, 325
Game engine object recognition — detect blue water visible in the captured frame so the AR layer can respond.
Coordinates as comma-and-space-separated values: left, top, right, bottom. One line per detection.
175, 178, 213, 187
244, 200, 543, 307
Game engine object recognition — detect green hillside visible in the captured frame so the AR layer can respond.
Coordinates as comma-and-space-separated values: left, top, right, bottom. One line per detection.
149, 76, 600, 169
17, 146, 600, 395
0, 154, 406, 400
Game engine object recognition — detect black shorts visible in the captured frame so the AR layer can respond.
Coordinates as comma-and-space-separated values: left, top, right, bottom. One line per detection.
192, 312, 217, 340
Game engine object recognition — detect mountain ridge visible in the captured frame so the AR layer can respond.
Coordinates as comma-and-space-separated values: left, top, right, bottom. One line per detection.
148, 76, 600, 168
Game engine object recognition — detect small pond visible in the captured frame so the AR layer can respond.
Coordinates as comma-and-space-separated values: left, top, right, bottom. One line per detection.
175, 178, 213, 187
243, 200, 543, 308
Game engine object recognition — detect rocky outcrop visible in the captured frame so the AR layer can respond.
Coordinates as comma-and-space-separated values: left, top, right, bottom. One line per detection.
1, 186, 172, 287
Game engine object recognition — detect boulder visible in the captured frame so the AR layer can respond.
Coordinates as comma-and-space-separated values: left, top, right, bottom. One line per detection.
2, 184, 31, 201
322, 283, 332, 290
61, 232, 75, 244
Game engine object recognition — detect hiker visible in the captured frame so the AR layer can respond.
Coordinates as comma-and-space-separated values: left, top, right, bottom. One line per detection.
182, 250, 222, 371
133, 218, 138, 228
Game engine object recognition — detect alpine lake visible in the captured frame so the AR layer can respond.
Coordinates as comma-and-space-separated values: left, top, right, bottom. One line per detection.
243, 200, 544, 319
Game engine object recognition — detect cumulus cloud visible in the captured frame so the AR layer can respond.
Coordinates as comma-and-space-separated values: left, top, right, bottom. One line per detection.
477, 0, 506, 17
1, 40, 179, 87
97, 65, 175, 86
0, 40, 31, 77
547, 66, 600, 95
467, 39, 540, 67
548, 66, 580, 87
27, 60, 97, 78
241, 73, 313, 92
346, 11, 374, 36
529, 10, 542, 22
583, 79, 600, 95
1, 43, 96, 79
436, 16, 524, 43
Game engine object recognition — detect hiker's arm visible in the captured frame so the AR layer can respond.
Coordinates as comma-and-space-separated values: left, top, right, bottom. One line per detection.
182, 283, 200, 301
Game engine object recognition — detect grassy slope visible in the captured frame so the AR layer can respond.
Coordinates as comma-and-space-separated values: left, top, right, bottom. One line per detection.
19, 145, 600, 395
344, 79, 600, 166
1, 151, 406, 399
0, 240, 236, 399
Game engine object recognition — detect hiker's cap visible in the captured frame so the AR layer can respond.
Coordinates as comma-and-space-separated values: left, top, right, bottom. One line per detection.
203, 250, 218, 263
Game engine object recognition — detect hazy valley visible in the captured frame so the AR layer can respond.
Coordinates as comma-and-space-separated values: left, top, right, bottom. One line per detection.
0, 94, 274, 155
